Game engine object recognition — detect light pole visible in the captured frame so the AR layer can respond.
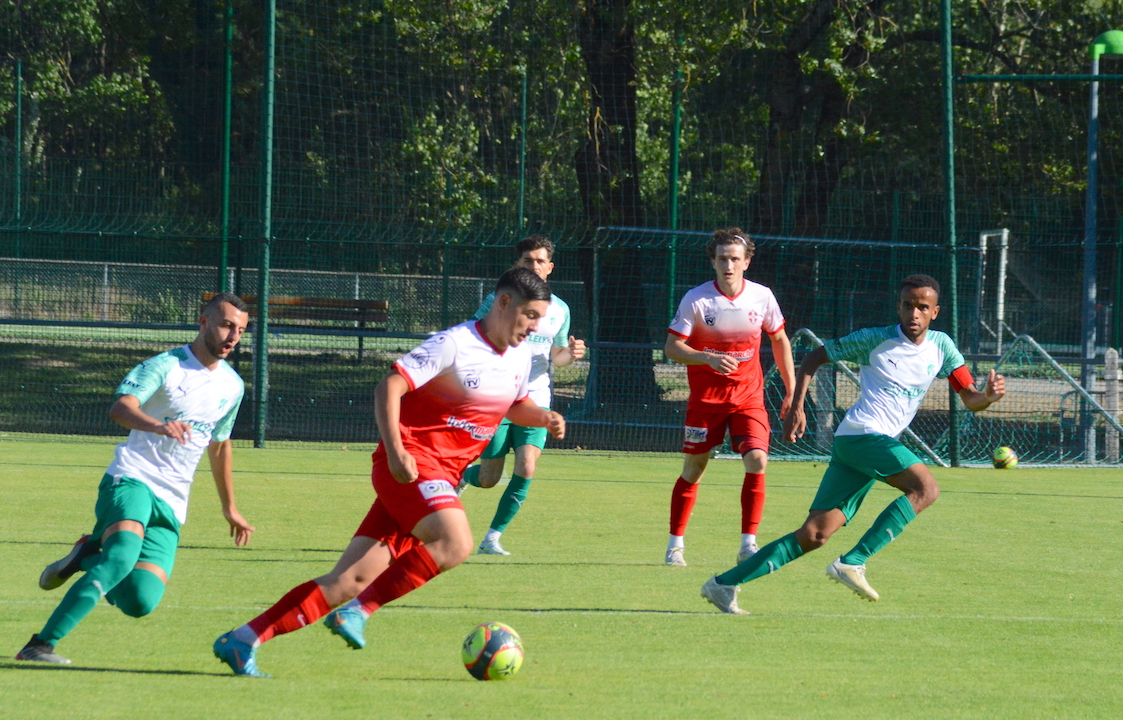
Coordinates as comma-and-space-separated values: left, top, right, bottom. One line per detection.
1081, 30, 1123, 461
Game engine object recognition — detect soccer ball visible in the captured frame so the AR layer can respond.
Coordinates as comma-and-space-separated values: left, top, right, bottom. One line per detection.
992, 446, 1018, 469
461, 621, 524, 681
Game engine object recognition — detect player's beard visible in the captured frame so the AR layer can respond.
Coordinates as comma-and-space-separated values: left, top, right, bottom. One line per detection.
205, 332, 233, 359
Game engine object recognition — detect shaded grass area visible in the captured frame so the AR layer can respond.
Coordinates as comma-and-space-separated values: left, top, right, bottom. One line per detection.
1, 441, 1121, 719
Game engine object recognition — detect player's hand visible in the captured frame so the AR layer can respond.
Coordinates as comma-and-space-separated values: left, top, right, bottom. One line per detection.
223, 508, 255, 547
158, 420, 192, 444
782, 405, 807, 442
544, 410, 565, 440
985, 369, 1006, 404
779, 393, 794, 420
388, 448, 419, 484
707, 353, 739, 375
568, 336, 586, 360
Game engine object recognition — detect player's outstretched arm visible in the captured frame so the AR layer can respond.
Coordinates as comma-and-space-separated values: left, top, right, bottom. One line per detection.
375, 371, 418, 483
781, 345, 829, 442
664, 334, 738, 374
506, 398, 565, 439
768, 328, 797, 419
958, 368, 1006, 412
207, 439, 255, 546
109, 394, 193, 444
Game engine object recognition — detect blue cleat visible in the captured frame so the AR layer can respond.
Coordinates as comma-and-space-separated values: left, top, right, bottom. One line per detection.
323, 605, 367, 649
213, 631, 270, 678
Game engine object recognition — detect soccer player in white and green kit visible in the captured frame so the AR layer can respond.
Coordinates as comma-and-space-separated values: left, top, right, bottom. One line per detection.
459, 235, 585, 555
701, 275, 1006, 614
15, 293, 257, 663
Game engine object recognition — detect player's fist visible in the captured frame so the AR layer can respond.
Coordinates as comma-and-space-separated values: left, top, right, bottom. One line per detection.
782, 406, 807, 442
544, 410, 565, 440
708, 353, 738, 375
388, 448, 419, 484
569, 336, 586, 360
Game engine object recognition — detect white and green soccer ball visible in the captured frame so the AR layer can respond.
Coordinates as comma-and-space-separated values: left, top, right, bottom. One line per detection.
461, 621, 524, 681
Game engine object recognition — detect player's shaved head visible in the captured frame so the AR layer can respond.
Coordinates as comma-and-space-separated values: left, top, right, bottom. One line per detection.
708, 227, 755, 260
900, 274, 940, 299
496, 267, 551, 304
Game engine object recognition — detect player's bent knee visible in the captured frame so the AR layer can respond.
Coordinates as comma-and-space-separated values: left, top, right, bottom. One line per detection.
110, 569, 166, 618
795, 526, 832, 552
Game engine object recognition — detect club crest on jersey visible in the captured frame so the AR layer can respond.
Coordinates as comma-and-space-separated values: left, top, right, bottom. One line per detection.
402, 346, 431, 370
703, 312, 716, 326
746, 309, 762, 325
464, 371, 480, 389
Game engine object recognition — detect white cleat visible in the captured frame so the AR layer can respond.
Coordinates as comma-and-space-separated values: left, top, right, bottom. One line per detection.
664, 547, 687, 567
700, 576, 750, 615
736, 542, 760, 564
826, 558, 880, 601
477, 537, 510, 556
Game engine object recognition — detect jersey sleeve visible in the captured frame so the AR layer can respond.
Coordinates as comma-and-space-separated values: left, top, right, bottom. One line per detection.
211, 387, 244, 442
762, 288, 786, 335
667, 293, 695, 339
553, 297, 572, 348
115, 351, 181, 404
472, 292, 495, 321
824, 326, 895, 365
932, 331, 968, 379
394, 331, 459, 390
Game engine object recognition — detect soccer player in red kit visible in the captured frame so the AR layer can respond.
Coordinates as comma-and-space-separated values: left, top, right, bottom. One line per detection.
213, 268, 564, 677
664, 228, 795, 567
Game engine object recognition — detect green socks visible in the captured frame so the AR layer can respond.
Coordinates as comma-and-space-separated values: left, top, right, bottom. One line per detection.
461, 465, 483, 488
488, 474, 532, 533
716, 533, 804, 586
839, 495, 916, 566
39, 529, 144, 645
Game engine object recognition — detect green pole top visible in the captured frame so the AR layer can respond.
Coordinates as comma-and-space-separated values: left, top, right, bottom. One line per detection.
1091, 30, 1123, 60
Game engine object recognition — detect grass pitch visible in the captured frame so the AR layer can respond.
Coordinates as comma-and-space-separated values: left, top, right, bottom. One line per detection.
0, 439, 1120, 719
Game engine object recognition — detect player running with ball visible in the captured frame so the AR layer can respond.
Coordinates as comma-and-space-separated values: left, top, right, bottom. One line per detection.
664, 228, 795, 567
214, 268, 564, 677
700, 274, 1006, 614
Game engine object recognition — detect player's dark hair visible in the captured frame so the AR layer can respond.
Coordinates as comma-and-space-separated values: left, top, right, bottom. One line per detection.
900, 274, 941, 298
515, 233, 554, 260
496, 267, 551, 303
204, 292, 249, 314
707, 227, 755, 259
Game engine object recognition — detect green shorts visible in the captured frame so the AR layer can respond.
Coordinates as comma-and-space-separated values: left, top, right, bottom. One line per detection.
809, 435, 923, 522
90, 474, 181, 578
480, 417, 548, 459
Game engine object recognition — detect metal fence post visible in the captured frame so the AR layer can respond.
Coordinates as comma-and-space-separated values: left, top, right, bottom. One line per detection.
1106, 348, 1120, 463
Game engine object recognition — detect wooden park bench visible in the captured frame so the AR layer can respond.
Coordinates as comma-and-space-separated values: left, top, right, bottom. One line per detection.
202, 293, 389, 362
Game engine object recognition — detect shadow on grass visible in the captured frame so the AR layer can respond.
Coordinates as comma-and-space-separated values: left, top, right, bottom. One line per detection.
390, 603, 714, 615
0, 661, 229, 677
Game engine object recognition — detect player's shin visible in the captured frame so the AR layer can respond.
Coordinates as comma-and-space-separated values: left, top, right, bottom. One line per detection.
352, 545, 440, 616
243, 580, 332, 646
489, 474, 531, 533
716, 533, 804, 586
839, 495, 916, 567
669, 477, 699, 536
38, 530, 144, 645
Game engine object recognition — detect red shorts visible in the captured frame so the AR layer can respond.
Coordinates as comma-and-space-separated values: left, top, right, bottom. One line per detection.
682, 405, 770, 456
353, 455, 465, 558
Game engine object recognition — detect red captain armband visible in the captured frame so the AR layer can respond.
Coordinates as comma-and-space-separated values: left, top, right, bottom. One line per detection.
948, 365, 974, 393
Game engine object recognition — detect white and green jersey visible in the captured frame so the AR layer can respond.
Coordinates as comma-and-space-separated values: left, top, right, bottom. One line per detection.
474, 291, 571, 408
824, 325, 965, 439
104, 345, 244, 524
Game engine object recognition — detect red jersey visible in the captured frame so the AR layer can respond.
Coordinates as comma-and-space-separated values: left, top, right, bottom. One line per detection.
668, 279, 785, 411
375, 321, 532, 481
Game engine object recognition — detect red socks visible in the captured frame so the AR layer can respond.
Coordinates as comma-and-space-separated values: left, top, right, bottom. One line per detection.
354, 545, 440, 615
247, 580, 332, 644
669, 477, 699, 536
740, 472, 766, 534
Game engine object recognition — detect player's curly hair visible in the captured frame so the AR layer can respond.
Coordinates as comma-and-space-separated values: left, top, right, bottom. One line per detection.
515, 234, 555, 260
707, 227, 755, 259
900, 274, 941, 298
496, 267, 551, 303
